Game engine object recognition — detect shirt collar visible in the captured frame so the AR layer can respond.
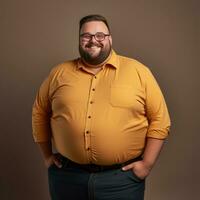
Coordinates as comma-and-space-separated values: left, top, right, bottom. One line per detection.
76, 49, 119, 70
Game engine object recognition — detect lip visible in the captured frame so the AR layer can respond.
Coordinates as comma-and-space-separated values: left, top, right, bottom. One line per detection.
86, 45, 101, 48
86, 46, 101, 51
89, 46, 100, 48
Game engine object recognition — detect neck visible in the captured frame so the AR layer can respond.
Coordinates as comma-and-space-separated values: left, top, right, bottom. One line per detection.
82, 60, 104, 68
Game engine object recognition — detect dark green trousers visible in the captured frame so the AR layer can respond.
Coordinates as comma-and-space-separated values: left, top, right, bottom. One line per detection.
48, 158, 145, 200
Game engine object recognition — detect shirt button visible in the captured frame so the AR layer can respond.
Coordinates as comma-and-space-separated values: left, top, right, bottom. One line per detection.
92, 88, 95, 91
88, 116, 91, 118
86, 131, 89, 134
94, 76, 97, 79
90, 101, 93, 104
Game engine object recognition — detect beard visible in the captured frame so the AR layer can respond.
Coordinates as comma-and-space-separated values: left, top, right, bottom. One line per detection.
79, 41, 112, 66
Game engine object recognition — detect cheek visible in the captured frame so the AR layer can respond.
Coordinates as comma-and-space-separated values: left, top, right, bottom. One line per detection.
80, 40, 87, 47
103, 41, 110, 49
109, 37, 112, 45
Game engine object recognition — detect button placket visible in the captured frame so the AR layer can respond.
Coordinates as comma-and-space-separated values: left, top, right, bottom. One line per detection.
84, 75, 98, 158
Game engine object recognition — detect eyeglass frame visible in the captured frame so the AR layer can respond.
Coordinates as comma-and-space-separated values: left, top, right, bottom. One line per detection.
80, 32, 110, 42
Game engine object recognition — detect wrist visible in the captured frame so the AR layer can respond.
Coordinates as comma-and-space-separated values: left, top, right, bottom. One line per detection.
142, 159, 154, 171
37, 141, 53, 160
44, 154, 54, 167
44, 153, 53, 159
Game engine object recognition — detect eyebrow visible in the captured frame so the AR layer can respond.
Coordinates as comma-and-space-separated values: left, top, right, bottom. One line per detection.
80, 32, 110, 35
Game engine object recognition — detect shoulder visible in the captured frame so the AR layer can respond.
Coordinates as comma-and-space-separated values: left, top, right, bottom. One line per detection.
50, 60, 76, 74
117, 54, 152, 75
47, 59, 77, 80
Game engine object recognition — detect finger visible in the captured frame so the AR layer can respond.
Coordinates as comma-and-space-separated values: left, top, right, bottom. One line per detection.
53, 157, 62, 168
122, 163, 135, 171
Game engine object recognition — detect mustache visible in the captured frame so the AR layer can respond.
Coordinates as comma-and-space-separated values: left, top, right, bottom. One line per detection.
86, 43, 103, 48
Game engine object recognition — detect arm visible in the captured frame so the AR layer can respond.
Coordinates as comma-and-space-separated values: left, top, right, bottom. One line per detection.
122, 67, 171, 179
32, 68, 62, 168
143, 138, 165, 169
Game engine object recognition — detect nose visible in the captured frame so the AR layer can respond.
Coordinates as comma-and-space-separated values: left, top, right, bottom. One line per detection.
90, 35, 97, 42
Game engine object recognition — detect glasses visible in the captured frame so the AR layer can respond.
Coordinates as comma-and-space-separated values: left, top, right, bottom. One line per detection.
80, 32, 110, 42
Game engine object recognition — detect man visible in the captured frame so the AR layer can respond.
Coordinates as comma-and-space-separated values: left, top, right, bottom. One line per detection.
32, 14, 171, 200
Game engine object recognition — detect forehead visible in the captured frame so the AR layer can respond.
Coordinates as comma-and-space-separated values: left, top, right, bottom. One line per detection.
80, 21, 109, 34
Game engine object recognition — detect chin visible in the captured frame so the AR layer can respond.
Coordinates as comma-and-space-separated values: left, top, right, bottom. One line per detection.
88, 52, 101, 58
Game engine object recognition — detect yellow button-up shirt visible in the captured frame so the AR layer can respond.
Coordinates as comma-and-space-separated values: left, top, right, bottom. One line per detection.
32, 50, 171, 165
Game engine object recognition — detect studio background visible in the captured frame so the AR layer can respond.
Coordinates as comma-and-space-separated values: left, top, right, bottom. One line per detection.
0, 0, 199, 199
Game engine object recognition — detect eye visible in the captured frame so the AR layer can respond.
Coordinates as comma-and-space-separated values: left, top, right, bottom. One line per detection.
82, 33, 91, 40
95, 32, 105, 40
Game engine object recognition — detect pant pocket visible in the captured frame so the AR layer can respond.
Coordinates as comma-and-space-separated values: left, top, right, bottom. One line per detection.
122, 169, 145, 182
129, 170, 145, 182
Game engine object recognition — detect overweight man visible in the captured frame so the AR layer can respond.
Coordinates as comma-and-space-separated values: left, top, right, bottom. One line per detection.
32, 14, 171, 200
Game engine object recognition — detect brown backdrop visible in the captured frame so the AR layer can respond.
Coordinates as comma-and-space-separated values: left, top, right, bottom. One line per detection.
1, 0, 199, 199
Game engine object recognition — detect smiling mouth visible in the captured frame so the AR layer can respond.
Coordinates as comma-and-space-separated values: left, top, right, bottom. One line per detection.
88, 46, 100, 49
86, 46, 102, 52
86, 43, 103, 48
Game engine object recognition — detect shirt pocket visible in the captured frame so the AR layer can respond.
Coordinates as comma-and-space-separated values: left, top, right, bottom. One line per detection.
110, 84, 144, 108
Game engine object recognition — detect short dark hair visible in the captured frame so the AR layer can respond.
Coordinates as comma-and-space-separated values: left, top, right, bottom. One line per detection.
79, 14, 110, 33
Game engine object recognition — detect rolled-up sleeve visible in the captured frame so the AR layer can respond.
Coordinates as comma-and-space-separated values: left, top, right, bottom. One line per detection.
32, 75, 52, 142
144, 68, 171, 139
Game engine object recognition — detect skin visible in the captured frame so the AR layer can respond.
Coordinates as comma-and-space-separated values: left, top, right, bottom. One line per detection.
37, 21, 166, 180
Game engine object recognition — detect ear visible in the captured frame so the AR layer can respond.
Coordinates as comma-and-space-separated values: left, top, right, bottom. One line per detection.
109, 35, 112, 45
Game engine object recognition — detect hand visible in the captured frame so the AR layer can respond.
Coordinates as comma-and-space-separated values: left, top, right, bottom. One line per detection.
45, 153, 63, 168
122, 160, 152, 180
